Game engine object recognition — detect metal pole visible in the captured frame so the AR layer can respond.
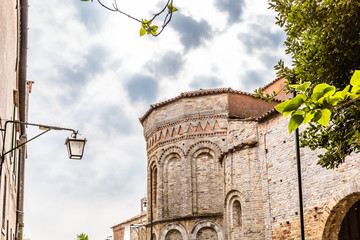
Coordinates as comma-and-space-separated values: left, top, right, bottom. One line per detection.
294, 92, 305, 240
150, 168, 153, 240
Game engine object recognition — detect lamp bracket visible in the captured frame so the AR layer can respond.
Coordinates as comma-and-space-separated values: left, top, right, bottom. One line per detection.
1, 120, 80, 173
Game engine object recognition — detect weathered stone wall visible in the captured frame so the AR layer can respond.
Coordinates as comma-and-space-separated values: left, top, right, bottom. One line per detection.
112, 212, 147, 240
141, 93, 229, 139
116, 84, 360, 240
257, 114, 360, 240
147, 127, 227, 222
222, 121, 265, 240
142, 92, 237, 239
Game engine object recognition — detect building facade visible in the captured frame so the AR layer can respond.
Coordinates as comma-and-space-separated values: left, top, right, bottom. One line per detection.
0, 0, 29, 240
112, 79, 360, 239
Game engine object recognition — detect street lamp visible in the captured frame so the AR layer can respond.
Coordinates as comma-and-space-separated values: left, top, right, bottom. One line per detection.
65, 133, 87, 160
0, 120, 87, 168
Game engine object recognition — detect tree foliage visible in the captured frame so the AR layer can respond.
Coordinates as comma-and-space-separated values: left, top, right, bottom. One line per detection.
267, 0, 360, 169
81, 0, 177, 37
77, 233, 89, 240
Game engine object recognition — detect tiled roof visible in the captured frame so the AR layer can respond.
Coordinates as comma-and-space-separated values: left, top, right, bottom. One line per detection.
139, 87, 254, 123
111, 211, 147, 229
261, 77, 284, 90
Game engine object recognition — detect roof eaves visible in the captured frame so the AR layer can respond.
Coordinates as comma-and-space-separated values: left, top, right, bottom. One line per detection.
111, 212, 147, 229
139, 87, 254, 124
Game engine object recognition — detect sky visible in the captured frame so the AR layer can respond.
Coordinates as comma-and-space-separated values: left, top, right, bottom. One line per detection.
24, 0, 290, 239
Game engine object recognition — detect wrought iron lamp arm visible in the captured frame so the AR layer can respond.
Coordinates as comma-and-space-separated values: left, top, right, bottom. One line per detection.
1, 120, 79, 163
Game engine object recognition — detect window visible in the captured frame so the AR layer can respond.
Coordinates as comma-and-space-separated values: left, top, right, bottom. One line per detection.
232, 200, 241, 228
152, 168, 157, 207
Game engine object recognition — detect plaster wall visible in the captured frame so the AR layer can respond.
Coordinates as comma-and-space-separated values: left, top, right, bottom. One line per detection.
0, 1, 21, 240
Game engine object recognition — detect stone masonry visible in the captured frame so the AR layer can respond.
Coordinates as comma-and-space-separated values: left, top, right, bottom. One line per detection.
112, 78, 360, 240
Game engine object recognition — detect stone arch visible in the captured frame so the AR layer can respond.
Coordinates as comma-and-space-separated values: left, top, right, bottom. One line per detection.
159, 146, 185, 165
159, 223, 187, 240
150, 232, 157, 240
187, 141, 223, 214
189, 220, 224, 240
161, 147, 185, 218
186, 141, 222, 159
148, 156, 159, 220
322, 188, 360, 240
149, 155, 158, 169
225, 190, 244, 239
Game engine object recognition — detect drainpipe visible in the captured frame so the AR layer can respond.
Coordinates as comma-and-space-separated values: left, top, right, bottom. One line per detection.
16, 135, 27, 240
16, 1, 29, 240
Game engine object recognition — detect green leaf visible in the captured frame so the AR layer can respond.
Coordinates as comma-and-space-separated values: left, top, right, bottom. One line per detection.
336, 85, 350, 99
313, 84, 332, 94
317, 109, 331, 127
140, 27, 146, 36
283, 110, 294, 118
275, 94, 306, 114
303, 111, 315, 124
289, 84, 299, 89
355, 130, 360, 139
313, 111, 322, 122
296, 82, 311, 91
274, 100, 292, 113
310, 91, 325, 102
348, 86, 360, 99
323, 86, 336, 97
168, 3, 178, 13
283, 94, 306, 111
350, 70, 360, 87
151, 26, 158, 35
288, 114, 304, 133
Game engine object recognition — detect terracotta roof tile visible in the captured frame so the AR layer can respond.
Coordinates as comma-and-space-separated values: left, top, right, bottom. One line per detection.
111, 212, 147, 229
139, 87, 253, 123
139, 78, 286, 124
261, 77, 284, 90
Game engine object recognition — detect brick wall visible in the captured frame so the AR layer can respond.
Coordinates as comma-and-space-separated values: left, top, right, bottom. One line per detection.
115, 89, 360, 240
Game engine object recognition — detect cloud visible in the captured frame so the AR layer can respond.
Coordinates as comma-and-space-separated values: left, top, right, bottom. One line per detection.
190, 75, 223, 89
242, 70, 267, 90
215, 0, 245, 24
238, 23, 286, 54
260, 53, 281, 70
147, 51, 185, 78
171, 14, 213, 52
125, 74, 159, 103
74, 1, 107, 33
96, 105, 134, 135
54, 44, 111, 105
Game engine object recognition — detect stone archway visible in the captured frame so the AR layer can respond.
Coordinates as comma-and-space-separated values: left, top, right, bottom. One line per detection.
159, 223, 187, 240
189, 220, 224, 240
322, 192, 360, 239
339, 199, 360, 239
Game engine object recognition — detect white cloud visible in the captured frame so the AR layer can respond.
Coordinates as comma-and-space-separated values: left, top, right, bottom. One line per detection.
25, 0, 289, 239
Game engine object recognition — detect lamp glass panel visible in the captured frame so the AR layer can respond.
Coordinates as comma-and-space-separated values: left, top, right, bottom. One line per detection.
69, 140, 84, 156
65, 138, 86, 159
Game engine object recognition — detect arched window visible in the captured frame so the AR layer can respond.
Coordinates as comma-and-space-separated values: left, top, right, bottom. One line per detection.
165, 229, 182, 240
232, 200, 242, 228
152, 233, 157, 240
152, 167, 157, 207
196, 227, 218, 240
